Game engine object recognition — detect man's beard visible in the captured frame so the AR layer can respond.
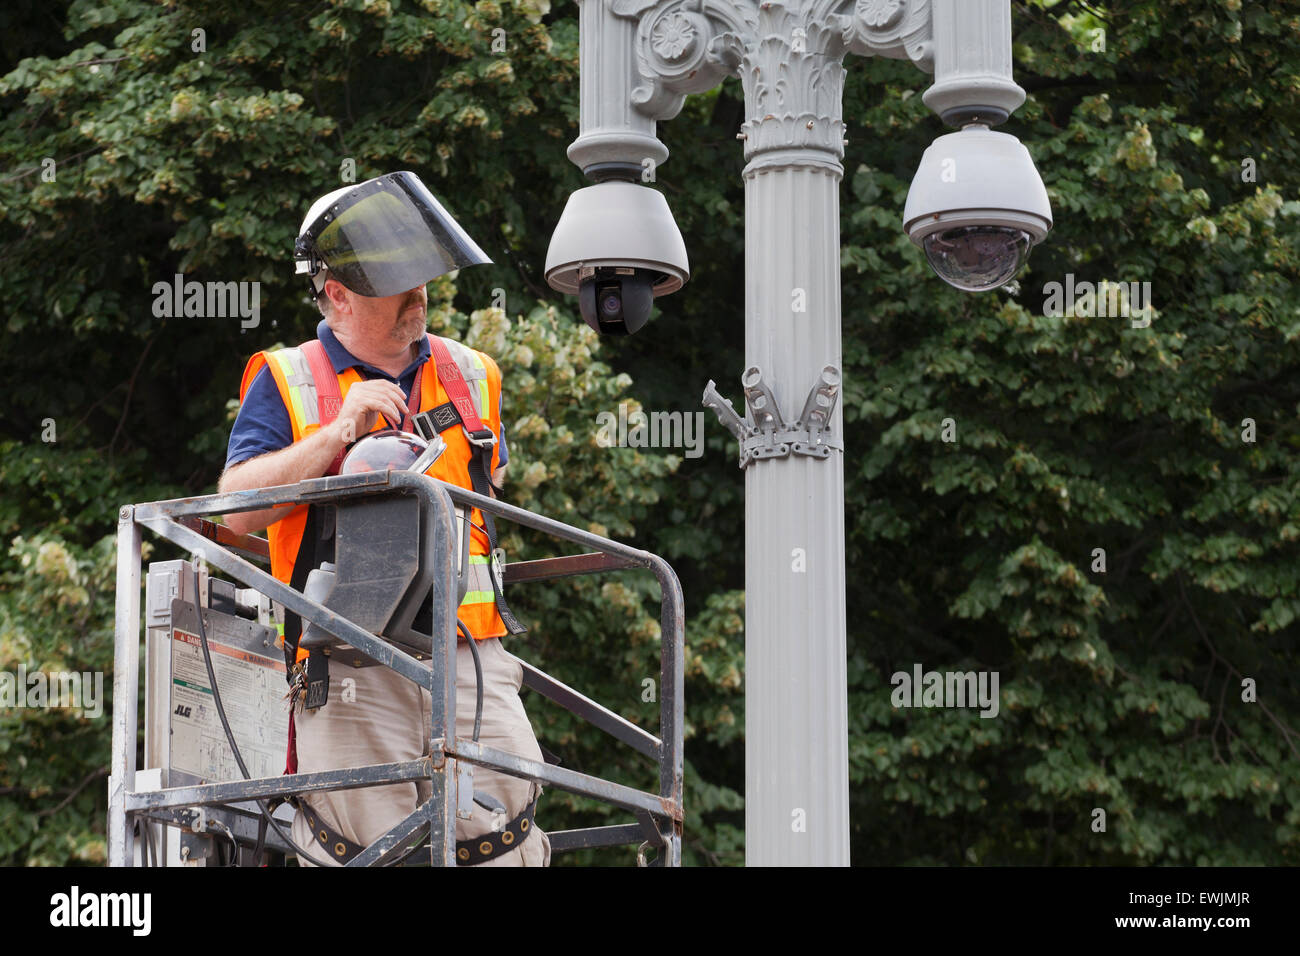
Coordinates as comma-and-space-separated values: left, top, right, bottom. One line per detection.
392, 299, 426, 342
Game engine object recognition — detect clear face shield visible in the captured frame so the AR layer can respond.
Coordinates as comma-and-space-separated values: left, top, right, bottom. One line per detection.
295, 171, 491, 297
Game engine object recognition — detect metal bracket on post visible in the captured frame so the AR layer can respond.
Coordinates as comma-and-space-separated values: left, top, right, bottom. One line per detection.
703, 366, 843, 469
703, 379, 753, 443
792, 366, 843, 459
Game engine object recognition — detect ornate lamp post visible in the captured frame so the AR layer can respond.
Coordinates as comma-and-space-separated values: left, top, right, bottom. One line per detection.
546, 0, 1051, 865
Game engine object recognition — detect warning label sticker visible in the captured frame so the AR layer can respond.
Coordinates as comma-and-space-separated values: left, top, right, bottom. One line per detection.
170, 628, 288, 782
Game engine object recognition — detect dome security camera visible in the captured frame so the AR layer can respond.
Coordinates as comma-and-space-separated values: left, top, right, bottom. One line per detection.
545, 181, 689, 335
903, 125, 1053, 292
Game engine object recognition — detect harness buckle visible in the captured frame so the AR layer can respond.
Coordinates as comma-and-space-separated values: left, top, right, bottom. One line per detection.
490, 548, 506, 591
465, 427, 496, 451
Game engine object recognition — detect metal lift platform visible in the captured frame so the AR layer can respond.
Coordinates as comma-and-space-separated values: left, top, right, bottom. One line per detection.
107, 469, 684, 866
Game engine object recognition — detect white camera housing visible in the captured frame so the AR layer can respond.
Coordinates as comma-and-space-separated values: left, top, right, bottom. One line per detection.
544, 181, 690, 334
544, 181, 689, 297
903, 125, 1052, 292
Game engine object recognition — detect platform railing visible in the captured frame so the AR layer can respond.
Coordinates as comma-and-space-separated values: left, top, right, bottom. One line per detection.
108, 468, 684, 866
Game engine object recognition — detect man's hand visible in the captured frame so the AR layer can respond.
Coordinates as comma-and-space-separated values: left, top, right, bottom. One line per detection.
333, 379, 410, 442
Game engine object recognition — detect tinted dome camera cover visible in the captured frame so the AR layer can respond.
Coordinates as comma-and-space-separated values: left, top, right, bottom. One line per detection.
922, 226, 1032, 292
340, 428, 429, 474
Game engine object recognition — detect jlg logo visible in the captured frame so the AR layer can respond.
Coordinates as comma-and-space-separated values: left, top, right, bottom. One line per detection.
174, 705, 192, 718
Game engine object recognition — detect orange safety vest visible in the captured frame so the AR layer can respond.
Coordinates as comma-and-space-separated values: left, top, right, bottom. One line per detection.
238, 332, 508, 656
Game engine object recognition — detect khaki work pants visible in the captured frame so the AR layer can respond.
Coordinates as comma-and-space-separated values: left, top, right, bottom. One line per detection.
290, 637, 551, 866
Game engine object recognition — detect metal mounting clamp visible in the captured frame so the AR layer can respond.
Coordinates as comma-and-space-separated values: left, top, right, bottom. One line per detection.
702, 365, 843, 469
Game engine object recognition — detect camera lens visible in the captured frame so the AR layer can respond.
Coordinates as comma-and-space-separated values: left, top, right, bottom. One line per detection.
599, 288, 622, 317
577, 270, 658, 335
922, 226, 1032, 292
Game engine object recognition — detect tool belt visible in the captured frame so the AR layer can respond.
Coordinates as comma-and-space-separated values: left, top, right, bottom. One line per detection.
300, 794, 538, 866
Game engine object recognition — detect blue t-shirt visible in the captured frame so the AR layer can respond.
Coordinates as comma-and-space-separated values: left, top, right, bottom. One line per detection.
225, 320, 508, 471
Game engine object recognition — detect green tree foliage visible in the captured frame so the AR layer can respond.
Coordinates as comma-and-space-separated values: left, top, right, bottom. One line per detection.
0, 534, 122, 864
0, 0, 1296, 865
834, 0, 1300, 863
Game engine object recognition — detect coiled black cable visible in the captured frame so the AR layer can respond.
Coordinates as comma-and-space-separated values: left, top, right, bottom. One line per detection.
460, 618, 483, 743
190, 566, 320, 865
191, 566, 486, 867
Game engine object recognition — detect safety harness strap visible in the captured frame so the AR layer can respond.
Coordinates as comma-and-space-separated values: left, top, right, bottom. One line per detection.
301, 795, 538, 865
422, 336, 526, 635
300, 340, 346, 475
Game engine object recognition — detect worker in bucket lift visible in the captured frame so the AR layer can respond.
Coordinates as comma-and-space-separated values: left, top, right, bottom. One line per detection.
218, 171, 549, 866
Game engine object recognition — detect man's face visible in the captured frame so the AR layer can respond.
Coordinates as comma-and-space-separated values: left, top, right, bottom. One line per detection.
326, 279, 427, 347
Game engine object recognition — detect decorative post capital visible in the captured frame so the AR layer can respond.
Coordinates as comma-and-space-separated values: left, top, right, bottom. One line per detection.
569, 0, 1039, 177
832, 0, 934, 70
610, 0, 936, 167
613, 0, 754, 121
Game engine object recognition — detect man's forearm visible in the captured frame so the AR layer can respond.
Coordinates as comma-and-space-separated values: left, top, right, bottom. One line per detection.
219, 423, 347, 535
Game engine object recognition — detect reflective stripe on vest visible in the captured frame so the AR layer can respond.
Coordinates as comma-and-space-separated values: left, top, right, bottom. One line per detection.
462, 554, 498, 605
266, 349, 320, 437
237, 334, 507, 643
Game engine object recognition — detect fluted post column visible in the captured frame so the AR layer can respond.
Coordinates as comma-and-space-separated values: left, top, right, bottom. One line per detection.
571, 0, 940, 866
736, 1, 850, 867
